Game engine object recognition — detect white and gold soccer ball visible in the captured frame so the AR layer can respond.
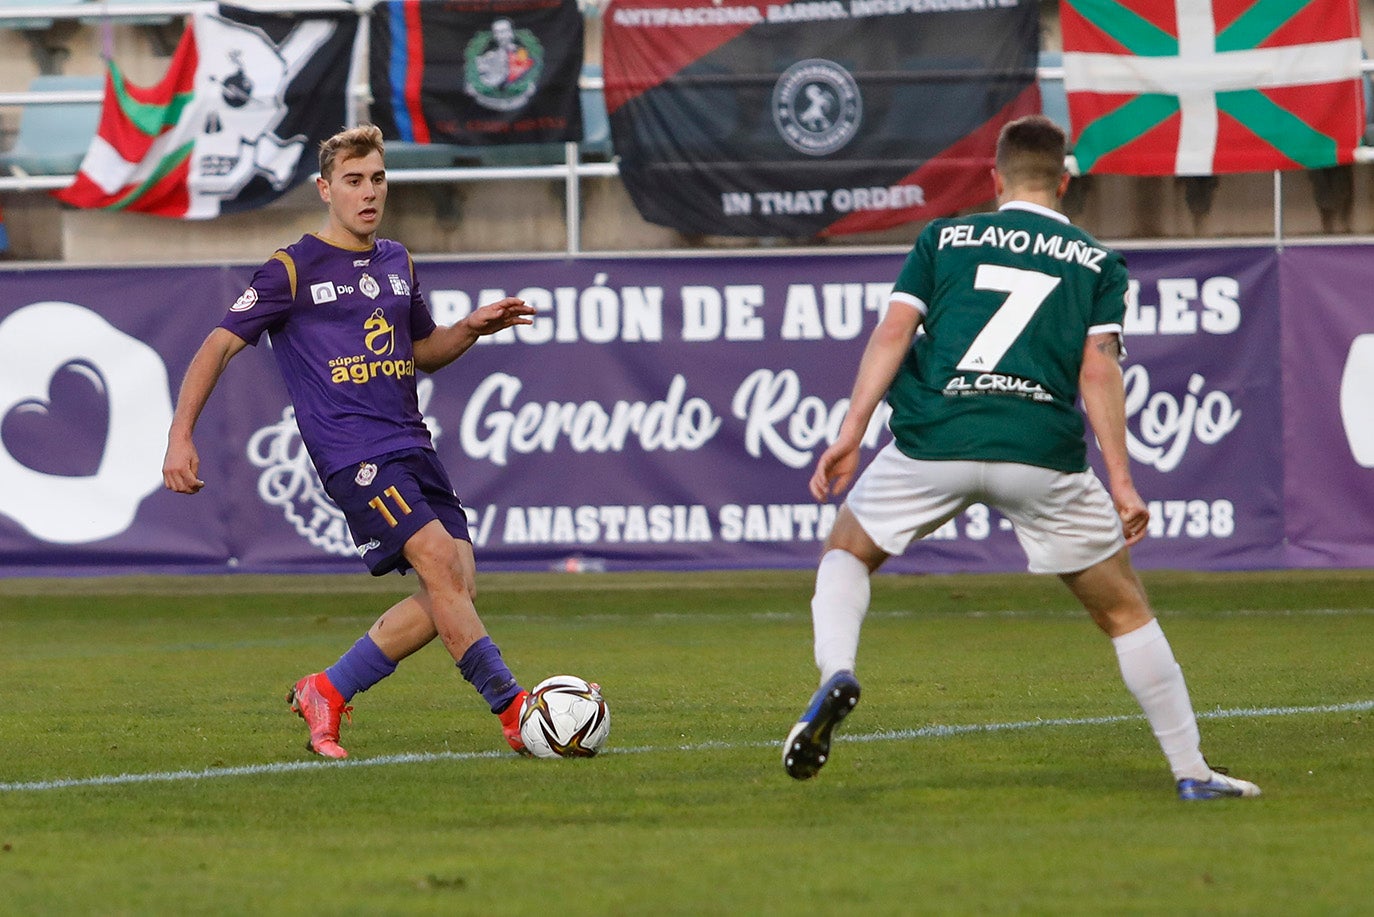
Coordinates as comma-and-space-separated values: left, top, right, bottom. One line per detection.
518, 675, 611, 759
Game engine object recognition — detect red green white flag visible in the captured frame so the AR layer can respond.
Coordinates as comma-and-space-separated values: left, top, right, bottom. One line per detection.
56, 4, 356, 218
1062, 0, 1365, 175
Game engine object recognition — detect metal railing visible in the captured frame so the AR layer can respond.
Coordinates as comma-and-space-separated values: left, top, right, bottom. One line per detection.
0, 0, 623, 254
4, 3, 1374, 253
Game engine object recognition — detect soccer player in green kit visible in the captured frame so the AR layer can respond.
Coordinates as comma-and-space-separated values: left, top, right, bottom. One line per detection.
782, 115, 1259, 801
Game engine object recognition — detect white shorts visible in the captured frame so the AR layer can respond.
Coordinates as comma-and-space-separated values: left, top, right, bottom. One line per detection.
845, 443, 1125, 574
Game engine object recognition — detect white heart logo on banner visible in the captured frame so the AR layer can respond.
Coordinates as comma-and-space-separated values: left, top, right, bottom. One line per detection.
0, 302, 173, 543
1339, 333, 1374, 467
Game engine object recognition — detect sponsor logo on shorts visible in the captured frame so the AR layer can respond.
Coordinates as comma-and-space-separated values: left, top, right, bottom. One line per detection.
358, 538, 382, 557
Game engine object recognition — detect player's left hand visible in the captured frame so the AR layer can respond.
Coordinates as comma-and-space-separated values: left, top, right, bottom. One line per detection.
467, 297, 535, 336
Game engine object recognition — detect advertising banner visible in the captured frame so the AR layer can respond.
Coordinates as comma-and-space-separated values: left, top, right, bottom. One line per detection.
1280, 244, 1374, 567
1107, 247, 1284, 570
0, 243, 1353, 575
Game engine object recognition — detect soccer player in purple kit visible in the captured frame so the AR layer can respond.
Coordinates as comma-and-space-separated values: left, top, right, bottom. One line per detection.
162, 125, 537, 759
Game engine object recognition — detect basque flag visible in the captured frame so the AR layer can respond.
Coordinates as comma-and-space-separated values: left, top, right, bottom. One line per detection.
55, 3, 356, 218
603, 0, 1040, 238
1063, 0, 1365, 175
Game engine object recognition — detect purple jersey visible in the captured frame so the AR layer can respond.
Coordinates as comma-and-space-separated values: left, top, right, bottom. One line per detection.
220, 234, 438, 480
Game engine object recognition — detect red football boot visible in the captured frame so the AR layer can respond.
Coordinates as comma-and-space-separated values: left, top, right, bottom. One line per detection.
287, 672, 352, 759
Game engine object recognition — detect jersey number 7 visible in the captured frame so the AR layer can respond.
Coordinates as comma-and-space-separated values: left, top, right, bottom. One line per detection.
955, 265, 1062, 373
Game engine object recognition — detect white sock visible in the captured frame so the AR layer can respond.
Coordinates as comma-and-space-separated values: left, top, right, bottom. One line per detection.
1112, 618, 1210, 781
812, 549, 871, 684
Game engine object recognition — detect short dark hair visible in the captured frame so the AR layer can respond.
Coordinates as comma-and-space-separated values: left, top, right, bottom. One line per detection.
995, 115, 1067, 193
318, 124, 385, 181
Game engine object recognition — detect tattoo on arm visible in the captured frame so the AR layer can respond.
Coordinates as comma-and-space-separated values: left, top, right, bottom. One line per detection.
1093, 336, 1121, 360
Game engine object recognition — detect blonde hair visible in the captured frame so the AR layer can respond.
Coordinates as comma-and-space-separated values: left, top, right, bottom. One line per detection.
995, 115, 1067, 194
318, 124, 385, 181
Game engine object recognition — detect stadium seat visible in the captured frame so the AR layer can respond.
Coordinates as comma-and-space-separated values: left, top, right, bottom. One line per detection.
0, 0, 84, 30
0, 74, 103, 177
475, 142, 568, 168
1038, 50, 1072, 141
383, 141, 471, 171
385, 65, 609, 168
580, 63, 613, 161
79, 0, 174, 25
1362, 54, 1373, 145
383, 140, 566, 170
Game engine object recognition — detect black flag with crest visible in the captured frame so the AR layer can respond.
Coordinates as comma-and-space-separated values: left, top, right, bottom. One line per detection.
603, 0, 1040, 237
369, 0, 584, 146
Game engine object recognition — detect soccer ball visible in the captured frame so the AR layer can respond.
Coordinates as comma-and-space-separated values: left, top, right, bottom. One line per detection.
518, 675, 610, 759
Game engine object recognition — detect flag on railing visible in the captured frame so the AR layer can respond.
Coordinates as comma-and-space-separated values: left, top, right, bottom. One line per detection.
368, 0, 584, 146
55, 3, 357, 218
0, 201, 8, 255
1063, 0, 1365, 175
602, 0, 1039, 238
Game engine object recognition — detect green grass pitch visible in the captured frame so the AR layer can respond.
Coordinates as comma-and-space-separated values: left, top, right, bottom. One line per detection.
0, 569, 1369, 915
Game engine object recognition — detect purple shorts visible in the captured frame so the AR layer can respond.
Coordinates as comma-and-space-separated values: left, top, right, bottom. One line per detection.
324, 448, 471, 576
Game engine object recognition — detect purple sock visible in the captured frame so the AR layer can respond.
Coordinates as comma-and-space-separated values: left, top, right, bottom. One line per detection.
456, 636, 523, 713
324, 634, 398, 702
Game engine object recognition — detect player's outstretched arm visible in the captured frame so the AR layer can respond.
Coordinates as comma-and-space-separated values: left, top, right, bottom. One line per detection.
1080, 331, 1148, 545
414, 296, 534, 373
811, 300, 923, 502
163, 327, 248, 494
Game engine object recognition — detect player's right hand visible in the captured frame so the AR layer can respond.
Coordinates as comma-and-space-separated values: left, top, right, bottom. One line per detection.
809, 442, 860, 502
163, 439, 205, 494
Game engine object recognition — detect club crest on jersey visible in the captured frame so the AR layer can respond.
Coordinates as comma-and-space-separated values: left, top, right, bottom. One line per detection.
355, 462, 378, 486
231, 287, 258, 312
359, 273, 380, 300
310, 281, 338, 304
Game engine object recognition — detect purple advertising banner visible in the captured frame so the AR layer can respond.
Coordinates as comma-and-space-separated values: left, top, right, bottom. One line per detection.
0, 243, 1351, 576
1280, 244, 1374, 568
1108, 247, 1284, 570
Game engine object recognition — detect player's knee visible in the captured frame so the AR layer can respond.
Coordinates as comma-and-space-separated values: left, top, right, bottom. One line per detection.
405, 530, 459, 576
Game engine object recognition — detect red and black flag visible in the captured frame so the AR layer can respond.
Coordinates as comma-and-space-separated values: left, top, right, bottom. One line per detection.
603, 0, 1040, 238
369, 0, 584, 146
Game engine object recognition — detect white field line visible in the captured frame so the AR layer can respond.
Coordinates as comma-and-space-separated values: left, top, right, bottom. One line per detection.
2, 699, 1368, 794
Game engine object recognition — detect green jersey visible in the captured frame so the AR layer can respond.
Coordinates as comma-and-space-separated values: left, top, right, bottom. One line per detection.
886, 201, 1128, 473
